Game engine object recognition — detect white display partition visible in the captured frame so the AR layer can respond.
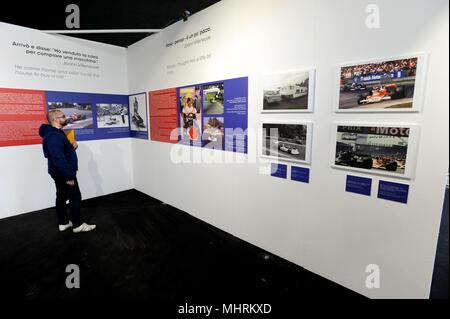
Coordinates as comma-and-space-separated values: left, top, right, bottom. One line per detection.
0, 22, 134, 218
127, 0, 449, 299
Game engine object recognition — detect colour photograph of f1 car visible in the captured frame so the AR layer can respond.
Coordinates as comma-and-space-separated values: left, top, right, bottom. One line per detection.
357, 83, 406, 105
338, 57, 419, 110
66, 112, 87, 124
47, 101, 94, 129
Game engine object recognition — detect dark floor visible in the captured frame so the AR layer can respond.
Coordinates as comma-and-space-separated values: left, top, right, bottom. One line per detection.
0, 189, 366, 310
3, 186, 447, 307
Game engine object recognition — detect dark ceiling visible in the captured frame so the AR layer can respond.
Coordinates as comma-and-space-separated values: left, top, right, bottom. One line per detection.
0, 0, 221, 47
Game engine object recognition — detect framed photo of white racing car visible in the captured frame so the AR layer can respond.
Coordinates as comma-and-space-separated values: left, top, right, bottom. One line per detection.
331, 123, 420, 179
334, 53, 428, 112
261, 120, 313, 164
261, 68, 315, 113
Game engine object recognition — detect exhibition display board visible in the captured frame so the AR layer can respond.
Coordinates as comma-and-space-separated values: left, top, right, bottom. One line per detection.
1, 0, 449, 299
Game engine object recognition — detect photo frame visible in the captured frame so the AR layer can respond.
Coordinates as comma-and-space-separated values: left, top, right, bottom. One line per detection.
260, 120, 313, 164
261, 68, 315, 113
334, 53, 428, 113
330, 123, 420, 179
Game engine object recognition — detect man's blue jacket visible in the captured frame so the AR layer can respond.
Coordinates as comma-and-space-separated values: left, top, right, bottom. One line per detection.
38, 124, 78, 181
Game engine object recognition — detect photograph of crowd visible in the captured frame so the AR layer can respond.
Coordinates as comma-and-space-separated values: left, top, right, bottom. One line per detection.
338, 57, 419, 110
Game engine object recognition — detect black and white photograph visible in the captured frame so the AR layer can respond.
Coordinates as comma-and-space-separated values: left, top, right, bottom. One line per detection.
261, 122, 312, 164
336, 55, 426, 112
96, 104, 129, 128
47, 102, 94, 129
129, 93, 148, 131
262, 69, 315, 112
203, 83, 224, 114
333, 124, 418, 178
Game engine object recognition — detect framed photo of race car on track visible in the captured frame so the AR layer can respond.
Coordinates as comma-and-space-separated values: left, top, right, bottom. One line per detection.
334, 53, 428, 113
330, 123, 420, 179
260, 120, 313, 165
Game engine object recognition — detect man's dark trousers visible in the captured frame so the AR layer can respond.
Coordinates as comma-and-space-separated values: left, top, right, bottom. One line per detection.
51, 173, 82, 228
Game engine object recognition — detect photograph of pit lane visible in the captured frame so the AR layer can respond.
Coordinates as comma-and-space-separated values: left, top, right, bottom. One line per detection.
203, 83, 224, 114
96, 104, 129, 128
262, 71, 310, 111
203, 117, 224, 148
47, 102, 93, 129
129, 94, 147, 131
339, 57, 418, 110
179, 86, 202, 141
262, 123, 307, 162
335, 126, 410, 174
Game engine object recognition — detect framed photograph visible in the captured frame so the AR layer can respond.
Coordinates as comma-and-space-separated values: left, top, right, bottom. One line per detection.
261, 121, 313, 164
129, 93, 148, 132
331, 123, 420, 179
96, 104, 129, 128
261, 68, 315, 113
47, 101, 94, 129
334, 54, 428, 112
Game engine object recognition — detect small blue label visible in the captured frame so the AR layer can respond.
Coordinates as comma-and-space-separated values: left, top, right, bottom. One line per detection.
346, 175, 372, 196
291, 166, 310, 183
271, 163, 287, 179
378, 181, 409, 204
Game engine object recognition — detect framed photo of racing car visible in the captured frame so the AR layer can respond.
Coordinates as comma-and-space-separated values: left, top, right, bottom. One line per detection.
334, 53, 428, 112
260, 120, 313, 164
261, 68, 315, 113
330, 123, 420, 179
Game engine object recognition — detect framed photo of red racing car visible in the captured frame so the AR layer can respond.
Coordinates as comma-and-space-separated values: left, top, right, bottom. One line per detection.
330, 123, 420, 179
334, 53, 428, 112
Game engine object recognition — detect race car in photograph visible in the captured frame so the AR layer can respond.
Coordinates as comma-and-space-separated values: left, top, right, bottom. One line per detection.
335, 151, 373, 169
357, 83, 405, 105
342, 82, 367, 92
66, 113, 87, 123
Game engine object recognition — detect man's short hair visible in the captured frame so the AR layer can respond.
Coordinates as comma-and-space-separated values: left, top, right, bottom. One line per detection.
47, 109, 62, 123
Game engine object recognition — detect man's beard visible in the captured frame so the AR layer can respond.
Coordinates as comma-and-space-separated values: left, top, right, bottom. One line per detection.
61, 120, 68, 127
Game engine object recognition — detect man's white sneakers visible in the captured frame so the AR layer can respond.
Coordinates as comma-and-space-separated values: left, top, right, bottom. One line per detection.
72, 223, 96, 233
59, 221, 73, 231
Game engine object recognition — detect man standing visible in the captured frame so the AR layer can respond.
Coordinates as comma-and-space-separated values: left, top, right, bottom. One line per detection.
39, 110, 96, 233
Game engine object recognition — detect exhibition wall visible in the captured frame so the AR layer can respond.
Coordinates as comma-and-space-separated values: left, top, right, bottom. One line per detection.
127, 0, 449, 299
0, 22, 134, 217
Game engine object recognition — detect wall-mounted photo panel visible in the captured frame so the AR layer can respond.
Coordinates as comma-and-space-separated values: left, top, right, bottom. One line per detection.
96, 104, 129, 128
331, 123, 420, 179
129, 93, 149, 140
261, 121, 313, 164
47, 101, 94, 129
261, 68, 315, 113
334, 54, 427, 112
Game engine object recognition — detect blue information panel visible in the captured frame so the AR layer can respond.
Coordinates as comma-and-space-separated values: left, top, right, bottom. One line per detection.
271, 163, 287, 179
346, 175, 372, 196
291, 166, 310, 183
45, 91, 130, 141
177, 77, 248, 153
378, 180, 410, 204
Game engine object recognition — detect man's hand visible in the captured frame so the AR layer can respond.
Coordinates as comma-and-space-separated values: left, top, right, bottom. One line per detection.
72, 141, 78, 150
66, 180, 75, 186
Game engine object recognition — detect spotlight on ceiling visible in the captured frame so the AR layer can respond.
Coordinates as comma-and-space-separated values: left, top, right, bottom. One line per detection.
182, 10, 191, 22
